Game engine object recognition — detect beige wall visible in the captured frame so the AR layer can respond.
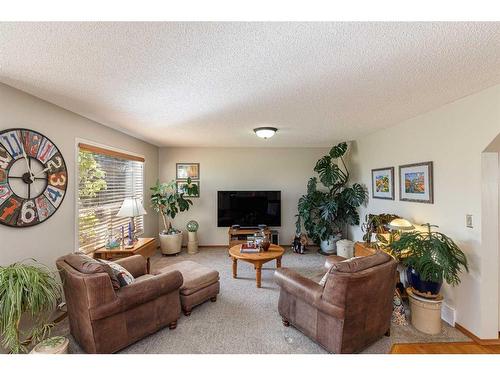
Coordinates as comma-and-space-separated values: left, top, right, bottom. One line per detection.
348, 83, 500, 339
158, 147, 329, 246
0, 83, 159, 267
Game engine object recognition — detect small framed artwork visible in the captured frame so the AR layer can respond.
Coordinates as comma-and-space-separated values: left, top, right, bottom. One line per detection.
399, 161, 434, 204
176, 180, 200, 198
371, 167, 395, 200
176, 163, 200, 180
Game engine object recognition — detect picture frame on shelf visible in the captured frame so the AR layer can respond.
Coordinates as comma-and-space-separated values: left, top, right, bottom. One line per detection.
399, 161, 433, 204
176, 163, 200, 180
371, 167, 395, 200
176, 180, 200, 198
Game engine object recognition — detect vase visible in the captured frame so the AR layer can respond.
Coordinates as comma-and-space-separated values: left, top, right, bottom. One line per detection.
406, 266, 442, 296
261, 237, 271, 251
187, 231, 199, 254
319, 234, 342, 254
159, 231, 183, 255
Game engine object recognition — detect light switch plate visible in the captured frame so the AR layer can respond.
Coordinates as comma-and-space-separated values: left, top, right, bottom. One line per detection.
466, 214, 473, 228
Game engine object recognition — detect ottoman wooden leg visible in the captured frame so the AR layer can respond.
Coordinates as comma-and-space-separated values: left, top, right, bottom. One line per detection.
169, 320, 177, 329
183, 309, 192, 316
210, 296, 217, 302
282, 318, 290, 327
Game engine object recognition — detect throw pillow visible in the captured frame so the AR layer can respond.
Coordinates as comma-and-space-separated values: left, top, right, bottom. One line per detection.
65, 253, 121, 290
100, 259, 135, 287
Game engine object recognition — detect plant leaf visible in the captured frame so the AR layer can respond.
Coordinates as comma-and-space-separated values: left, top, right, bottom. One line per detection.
329, 142, 348, 159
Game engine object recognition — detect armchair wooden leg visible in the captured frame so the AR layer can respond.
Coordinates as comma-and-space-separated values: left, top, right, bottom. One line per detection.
210, 296, 217, 302
282, 317, 290, 327
385, 327, 391, 337
169, 320, 177, 330
183, 309, 192, 316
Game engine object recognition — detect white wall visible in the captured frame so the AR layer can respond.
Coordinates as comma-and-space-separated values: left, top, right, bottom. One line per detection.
158, 147, 329, 246
348, 83, 500, 339
484, 134, 500, 329
0, 83, 159, 267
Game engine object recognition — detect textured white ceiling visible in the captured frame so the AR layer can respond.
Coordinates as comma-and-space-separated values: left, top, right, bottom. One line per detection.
1, 22, 500, 147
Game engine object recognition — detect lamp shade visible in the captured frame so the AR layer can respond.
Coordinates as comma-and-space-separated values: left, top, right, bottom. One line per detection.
388, 218, 414, 231
116, 198, 147, 218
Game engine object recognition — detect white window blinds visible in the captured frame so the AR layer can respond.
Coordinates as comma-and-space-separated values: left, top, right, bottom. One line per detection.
78, 143, 145, 253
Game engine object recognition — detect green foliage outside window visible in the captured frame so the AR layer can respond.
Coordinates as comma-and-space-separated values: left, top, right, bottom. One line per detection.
78, 150, 107, 248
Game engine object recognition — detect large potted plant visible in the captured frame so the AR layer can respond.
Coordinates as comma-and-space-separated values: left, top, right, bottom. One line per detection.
0, 260, 61, 354
390, 223, 469, 296
296, 142, 367, 254
150, 178, 199, 255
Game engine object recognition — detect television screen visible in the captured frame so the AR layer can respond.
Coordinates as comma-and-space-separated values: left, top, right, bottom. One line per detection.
217, 191, 281, 227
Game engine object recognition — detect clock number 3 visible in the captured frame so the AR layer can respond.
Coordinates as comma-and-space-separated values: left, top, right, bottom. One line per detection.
49, 172, 66, 187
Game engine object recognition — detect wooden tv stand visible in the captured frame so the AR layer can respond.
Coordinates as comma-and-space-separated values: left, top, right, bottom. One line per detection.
228, 227, 272, 248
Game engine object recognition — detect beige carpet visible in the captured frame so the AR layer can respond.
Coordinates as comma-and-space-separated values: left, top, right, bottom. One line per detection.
56, 247, 469, 354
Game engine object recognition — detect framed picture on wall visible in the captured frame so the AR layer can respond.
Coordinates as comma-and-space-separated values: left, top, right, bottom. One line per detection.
399, 161, 434, 204
176, 180, 200, 198
176, 163, 200, 180
371, 167, 395, 200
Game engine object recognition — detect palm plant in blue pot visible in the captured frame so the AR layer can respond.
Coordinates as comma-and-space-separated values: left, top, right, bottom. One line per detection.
390, 223, 469, 297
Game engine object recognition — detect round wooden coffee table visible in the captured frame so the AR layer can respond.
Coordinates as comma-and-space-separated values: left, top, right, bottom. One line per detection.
229, 244, 285, 288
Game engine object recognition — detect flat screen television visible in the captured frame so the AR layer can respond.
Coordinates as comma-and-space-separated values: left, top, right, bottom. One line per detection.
217, 191, 281, 227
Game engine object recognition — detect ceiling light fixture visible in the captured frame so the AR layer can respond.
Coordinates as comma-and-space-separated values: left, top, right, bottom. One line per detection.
254, 127, 278, 139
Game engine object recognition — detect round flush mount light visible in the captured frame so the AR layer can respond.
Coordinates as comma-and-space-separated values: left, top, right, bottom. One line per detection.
254, 127, 278, 139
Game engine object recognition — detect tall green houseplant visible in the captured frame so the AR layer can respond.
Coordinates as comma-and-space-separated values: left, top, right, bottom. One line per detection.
0, 261, 61, 353
150, 178, 199, 255
296, 142, 367, 253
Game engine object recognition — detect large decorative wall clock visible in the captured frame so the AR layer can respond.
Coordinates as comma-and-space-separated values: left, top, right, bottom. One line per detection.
0, 128, 67, 227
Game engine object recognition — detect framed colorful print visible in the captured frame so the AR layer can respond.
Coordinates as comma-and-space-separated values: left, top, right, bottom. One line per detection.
176, 163, 200, 180
399, 161, 433, 204
371, 167, 394, 200
176, 180, 200, 198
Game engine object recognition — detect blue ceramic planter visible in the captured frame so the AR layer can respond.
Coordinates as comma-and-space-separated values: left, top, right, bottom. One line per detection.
406, 267, 442, 296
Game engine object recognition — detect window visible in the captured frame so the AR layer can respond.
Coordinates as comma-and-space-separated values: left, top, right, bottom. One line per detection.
77, 143, 145, 253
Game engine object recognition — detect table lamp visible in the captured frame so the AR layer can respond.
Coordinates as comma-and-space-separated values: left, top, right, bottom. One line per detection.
117, 197, 147, 247
388, 218, 415, 231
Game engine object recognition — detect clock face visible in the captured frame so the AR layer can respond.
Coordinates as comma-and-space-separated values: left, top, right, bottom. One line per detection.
0, 128, 67, 227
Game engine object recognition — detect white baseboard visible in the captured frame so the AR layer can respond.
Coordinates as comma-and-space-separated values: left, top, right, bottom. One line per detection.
441, 302, 456, 326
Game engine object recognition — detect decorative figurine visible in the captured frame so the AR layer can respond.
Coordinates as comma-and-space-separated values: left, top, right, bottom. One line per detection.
292, 233, 308, 254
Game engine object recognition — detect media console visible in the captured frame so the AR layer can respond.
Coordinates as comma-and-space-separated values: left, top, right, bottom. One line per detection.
228, 227, 279, 248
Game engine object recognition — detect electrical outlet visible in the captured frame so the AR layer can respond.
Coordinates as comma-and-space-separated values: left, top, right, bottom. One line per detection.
466, 214, 473, 228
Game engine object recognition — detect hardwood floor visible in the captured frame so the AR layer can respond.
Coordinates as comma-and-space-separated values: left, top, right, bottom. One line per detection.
391, 342, 500, 354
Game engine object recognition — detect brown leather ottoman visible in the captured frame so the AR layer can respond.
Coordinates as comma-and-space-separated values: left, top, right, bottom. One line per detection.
157, 260, 220, 316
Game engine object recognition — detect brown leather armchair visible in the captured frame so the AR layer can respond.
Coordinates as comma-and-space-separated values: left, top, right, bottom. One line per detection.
274, 251, 397, 354
56, 254, 183, 353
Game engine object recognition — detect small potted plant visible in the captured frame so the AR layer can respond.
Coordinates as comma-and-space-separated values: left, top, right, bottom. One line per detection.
0, 260, 61, 353
150, 178, 199, 255
390, 223, 469, 296
296, 142, 367, 254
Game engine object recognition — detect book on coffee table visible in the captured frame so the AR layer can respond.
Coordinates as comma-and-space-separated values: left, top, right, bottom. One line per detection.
240, 244, 260, 253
